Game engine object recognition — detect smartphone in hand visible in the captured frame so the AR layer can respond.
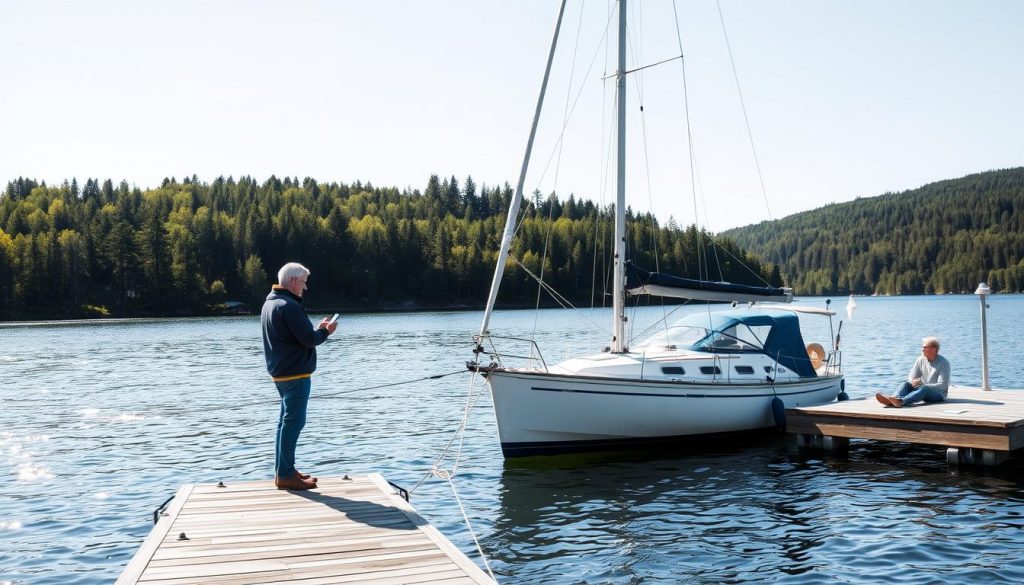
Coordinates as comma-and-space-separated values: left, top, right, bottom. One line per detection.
327, 313, 340, 325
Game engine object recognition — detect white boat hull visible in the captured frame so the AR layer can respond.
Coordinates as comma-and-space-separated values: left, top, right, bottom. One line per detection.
486, 369, 842, 456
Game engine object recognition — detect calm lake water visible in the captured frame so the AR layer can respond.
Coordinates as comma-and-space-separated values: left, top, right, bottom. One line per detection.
2, 295, 1024, 584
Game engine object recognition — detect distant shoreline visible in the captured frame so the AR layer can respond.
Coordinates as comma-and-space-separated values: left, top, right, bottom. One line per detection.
0, 301, 553, 325
3, 291, 1013, 325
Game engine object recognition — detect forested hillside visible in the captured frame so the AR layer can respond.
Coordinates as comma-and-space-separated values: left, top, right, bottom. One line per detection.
0, 175, 777, 319
723, 168, 1024, 295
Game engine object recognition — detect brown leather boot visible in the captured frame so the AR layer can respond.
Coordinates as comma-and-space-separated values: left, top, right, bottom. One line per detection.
275, 475, 317, 490
295, 470, 317, 482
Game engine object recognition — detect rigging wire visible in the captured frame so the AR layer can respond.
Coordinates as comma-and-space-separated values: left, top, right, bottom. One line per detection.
627, 302, 688, 346
687, 147, 726, 282
599, 88, 619, 302
669, 1, 707, 285
707, 233, 774, 287
714, 0, 785, 278
514, 256, 609, 336
670, 0, 724, 330
665, 1, 776, 287
533, 0, 588, 340
531, 193, 557, 338
625, 0, 674, 340
529, 2, 618, 191
407, 369, 497, 581
590, 0, 614, 332
668, 0, 731, 288
717, 0, 774, 223
597, 87, 620, 308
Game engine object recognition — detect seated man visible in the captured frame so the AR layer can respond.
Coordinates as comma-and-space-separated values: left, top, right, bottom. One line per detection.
876, 336, 950, 408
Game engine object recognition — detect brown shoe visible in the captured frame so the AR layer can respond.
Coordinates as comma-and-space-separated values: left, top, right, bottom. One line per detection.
295, 470, 318, 483
889, 397, 904, 408
275, 475, 317, 490
875, 392, 893, 407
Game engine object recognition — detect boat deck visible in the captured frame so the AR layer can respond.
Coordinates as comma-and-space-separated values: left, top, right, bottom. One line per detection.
786, 385, 1024, 465
117, 473, 496, 584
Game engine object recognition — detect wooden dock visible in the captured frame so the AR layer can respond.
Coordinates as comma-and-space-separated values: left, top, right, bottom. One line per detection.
117, 473, 497, 584
787, 386, 1024, 466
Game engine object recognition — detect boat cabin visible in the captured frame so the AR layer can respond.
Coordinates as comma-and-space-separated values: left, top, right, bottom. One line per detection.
633, 309, 822, 379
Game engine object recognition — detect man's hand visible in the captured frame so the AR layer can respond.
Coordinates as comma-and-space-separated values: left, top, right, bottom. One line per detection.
318, 318, 338, 335
911, 377, 923, 388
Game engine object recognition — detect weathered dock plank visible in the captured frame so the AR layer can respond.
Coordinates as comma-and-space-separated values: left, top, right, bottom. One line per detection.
117, 473, 496, 584
787, 386, 1024, 465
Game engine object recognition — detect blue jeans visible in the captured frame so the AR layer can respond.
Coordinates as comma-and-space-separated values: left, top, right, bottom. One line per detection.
895, 381, 945, 406
274, 377, 311, 478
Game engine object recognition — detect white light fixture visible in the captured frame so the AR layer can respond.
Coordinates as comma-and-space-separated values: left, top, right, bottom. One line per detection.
975, 282, 990, 391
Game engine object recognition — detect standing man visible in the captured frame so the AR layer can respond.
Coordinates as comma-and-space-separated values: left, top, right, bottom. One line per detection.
261, 262, 337, 490
876, 336, 951, 408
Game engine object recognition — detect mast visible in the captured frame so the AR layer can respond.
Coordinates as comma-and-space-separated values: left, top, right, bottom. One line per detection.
611, 0, 627, 353
478, 0, 568, 338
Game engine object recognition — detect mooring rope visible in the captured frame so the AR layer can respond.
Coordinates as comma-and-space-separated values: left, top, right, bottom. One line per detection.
169, 370, 469, 415
317, 370, 466, 400
408, 369, 498, 581
444, 467, 497, 581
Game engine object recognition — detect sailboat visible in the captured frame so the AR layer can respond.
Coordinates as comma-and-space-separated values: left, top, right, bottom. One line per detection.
471, 0, 845, 457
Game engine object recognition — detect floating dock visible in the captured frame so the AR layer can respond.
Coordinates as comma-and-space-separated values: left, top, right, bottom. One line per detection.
117, 473, 497, 584
787, 386, 1024, 466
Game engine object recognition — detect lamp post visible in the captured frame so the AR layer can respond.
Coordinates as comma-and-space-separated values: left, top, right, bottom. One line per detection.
975, 282, 990, 391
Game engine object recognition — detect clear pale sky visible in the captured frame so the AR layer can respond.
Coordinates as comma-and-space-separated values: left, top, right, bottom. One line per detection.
2, 1, 1022, 231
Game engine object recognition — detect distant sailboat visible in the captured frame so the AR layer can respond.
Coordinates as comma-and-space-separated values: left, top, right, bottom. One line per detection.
470, 0, 845, 457
846, 295, 857, 321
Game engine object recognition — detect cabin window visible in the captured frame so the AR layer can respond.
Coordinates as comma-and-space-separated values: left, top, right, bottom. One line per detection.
734, 366, 755, 375
764, 366, 774, 373
661, 366, 685, 375
700, 324, 768, 353
738, 325, 772, 348
708, 334, 741, 351
700, 366, 721, 375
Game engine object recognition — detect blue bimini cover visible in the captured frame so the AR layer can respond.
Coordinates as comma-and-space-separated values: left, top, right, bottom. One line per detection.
684, 309, 816, 378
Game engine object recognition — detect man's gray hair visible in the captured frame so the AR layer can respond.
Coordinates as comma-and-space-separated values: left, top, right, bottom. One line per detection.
922, 336, 940, 349
278, 262, 310, 285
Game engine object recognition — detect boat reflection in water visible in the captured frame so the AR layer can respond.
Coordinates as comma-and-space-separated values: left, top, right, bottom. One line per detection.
489, 444, 826, 582
487, 441, 1024, 583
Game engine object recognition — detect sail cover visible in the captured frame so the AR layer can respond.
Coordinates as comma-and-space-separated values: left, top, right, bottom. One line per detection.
626, 262, 792, 303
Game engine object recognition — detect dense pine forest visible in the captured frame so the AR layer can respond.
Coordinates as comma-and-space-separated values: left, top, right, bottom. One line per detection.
0, 175, 777, 320
724, 167, 1024, 295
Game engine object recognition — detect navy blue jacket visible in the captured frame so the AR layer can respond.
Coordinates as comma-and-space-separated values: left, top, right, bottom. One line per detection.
261, 286, 329, 380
